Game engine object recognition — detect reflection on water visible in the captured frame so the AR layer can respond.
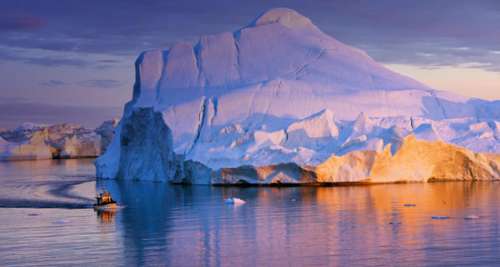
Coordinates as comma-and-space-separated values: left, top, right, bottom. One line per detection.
1, 160, 500, 266
95, 209, 116, 224
96, 179, 500, 266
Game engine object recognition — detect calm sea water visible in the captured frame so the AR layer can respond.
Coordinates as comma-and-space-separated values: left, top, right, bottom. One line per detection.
0, 159, 499, 266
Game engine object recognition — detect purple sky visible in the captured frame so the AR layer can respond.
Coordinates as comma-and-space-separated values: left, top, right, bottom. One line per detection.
0, 0, 499, 128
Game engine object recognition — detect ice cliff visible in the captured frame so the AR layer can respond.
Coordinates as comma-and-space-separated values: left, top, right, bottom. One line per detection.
96, 108, 177, 181
96, 8, 500, 183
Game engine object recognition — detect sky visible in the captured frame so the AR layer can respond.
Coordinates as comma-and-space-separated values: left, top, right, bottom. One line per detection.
0, 0, 499, 128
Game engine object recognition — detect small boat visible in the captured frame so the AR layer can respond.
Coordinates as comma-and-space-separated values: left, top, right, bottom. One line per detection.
93, 191, 117, 211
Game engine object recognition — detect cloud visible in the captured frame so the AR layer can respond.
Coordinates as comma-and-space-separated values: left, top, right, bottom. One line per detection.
360, 41, 500, 72
0, 45, 128, 70
25, 56, 89, 67
0, 0, 499, 72
40, 79, 124, 89
76, 79, 123, 89
0, 48, 90, 67
0, 13, 46, 32
0, 97, 121, 128
0, 96, 29, 104
97, 59, 122, 64
40, 80, 66, 87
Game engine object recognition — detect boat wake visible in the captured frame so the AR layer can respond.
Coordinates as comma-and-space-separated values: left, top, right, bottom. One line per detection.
0, 177, 95, 209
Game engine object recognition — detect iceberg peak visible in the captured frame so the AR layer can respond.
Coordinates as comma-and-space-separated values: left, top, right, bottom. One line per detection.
353, 112, 371, 132
250, 8, 317, 31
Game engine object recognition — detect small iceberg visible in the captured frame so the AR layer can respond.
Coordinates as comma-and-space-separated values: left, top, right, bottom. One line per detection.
403, 204, 416, 207
225, 197, 246, 205
464, 215, 480, 220
431, 216, 450, 220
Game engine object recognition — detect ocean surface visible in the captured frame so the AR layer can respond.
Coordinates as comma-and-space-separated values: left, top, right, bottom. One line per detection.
0, 159, 499, 266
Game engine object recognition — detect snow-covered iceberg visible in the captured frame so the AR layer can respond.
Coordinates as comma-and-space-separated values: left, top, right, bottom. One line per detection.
96, 8, 499, 183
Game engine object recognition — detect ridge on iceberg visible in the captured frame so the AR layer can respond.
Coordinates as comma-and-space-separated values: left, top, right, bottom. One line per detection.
214, 136, 499, 185
316, 136, 499, 183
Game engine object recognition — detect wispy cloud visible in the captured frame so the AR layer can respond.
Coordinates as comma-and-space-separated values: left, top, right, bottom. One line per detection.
25, 56, 89, 67
0, 45, 127, 68
39, 79, 124, 89
0, 48, 90, 67
76, 79, 123, 89
0, 13, 46, 32
1, 0, 499, 72
40, 80, 66, 87
0, 97, 121, 128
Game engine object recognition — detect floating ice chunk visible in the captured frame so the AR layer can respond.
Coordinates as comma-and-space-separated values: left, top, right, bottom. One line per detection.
464, 215, 480, 220
225, 197, 246, 205
403, 204, 416, 207
431, 216, 449, 220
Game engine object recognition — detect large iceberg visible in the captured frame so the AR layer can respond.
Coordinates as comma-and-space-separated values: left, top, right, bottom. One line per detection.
96, 8, 499, 183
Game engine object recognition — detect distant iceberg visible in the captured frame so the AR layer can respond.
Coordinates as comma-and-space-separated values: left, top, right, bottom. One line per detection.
0, 120, 118, 161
